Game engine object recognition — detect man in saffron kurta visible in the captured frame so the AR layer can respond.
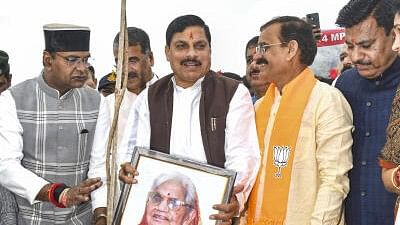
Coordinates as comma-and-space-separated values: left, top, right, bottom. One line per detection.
246, 16, 353, 225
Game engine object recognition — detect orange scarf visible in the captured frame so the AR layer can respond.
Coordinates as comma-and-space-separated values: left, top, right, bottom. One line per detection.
247, 68, 316, 225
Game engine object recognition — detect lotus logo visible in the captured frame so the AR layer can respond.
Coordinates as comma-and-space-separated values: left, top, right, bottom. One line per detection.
273, 146, 290, 178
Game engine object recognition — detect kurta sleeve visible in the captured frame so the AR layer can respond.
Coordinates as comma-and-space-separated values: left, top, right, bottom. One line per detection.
311, 89, 353, 224
224, 84, 260, 213
132, 88, 151, 149
0, 90, 49, 204
88, 96, 110, 210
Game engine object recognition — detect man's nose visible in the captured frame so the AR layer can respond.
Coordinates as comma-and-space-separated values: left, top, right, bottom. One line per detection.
350, 48, 365, 64
392, 36, 400, 53
186, 46, 198, 58
75, 61, 87, 71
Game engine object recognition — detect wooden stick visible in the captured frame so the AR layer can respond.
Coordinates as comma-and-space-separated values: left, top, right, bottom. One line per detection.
106, 0, 127, 224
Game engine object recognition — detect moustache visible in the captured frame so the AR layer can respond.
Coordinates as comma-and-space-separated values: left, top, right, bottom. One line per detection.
256, 58, 268, 66
181, 58, 201, 66
354, 60, 371, 66
128, 72, 138, 79
250, 68, 261, 74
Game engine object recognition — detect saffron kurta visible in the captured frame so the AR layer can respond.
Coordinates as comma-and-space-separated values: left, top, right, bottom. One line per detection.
248, 75, 353, 225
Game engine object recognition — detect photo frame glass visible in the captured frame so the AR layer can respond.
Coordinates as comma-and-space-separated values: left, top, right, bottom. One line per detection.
114, 147, 236, 225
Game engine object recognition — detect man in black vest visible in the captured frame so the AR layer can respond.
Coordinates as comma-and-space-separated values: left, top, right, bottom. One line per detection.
119, 14, 260, 225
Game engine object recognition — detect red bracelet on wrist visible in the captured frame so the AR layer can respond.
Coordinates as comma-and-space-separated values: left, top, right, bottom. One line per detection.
48, 183, 66, 208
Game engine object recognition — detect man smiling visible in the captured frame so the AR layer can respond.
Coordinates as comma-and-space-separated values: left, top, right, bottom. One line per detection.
119, 14, 260, 225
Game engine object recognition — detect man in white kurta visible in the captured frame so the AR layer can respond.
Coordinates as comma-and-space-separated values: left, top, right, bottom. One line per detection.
118, 15, 260, 225
89, 27, 157, 213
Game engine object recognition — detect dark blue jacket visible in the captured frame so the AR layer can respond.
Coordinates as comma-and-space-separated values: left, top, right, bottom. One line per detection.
335, 57, 400, 225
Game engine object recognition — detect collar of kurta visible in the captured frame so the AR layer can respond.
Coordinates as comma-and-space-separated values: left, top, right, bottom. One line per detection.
38, 72, 74, 99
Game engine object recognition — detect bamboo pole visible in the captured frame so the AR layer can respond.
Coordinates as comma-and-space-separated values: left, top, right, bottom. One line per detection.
106, 0, 127, 224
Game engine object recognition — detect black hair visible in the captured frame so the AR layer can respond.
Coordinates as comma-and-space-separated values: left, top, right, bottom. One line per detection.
87, 65, 95, 79
222, 72, 242, 81
260, 16, 317, 66
165, 15, 211, 47
113, 27, 151, 54
395, 0, 400, 13
245, 36, 259, 59
336, 0, 395, 35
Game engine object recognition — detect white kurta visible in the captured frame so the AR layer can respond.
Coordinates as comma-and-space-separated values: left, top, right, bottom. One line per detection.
120, 76, 260, 212
90, 75, 158, 209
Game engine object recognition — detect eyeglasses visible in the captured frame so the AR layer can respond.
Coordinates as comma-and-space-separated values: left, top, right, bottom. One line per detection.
147, 191, 192, 211
255, 42, 286, 54
55, 53, 92, 68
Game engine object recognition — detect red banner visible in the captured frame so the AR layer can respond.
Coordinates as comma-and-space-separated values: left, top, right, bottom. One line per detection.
317, 28, 345, 47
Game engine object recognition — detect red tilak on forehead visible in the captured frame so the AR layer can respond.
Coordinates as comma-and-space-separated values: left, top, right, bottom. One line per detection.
189, 32, 193, 39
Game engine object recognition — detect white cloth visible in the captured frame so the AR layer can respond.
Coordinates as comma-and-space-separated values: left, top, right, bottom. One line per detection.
121, 76, 260, 212
90, 75, 157, 209
0, 90, 106, 206
88, 96, 109, 210
0, 90, 47, 204
147, 73, 159, 87
106, 91, 137, 146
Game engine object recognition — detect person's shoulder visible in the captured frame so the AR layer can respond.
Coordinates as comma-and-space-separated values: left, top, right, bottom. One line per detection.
78, 86, 100, 96
207, 71, 241, 92
76, 86, 101, 103
315, 80, 343, 95
334, 68, 360, 90
148, 73, 173, 91
105, 92, 115, 100
313, 81, 350, 106
10, 77, 37, 93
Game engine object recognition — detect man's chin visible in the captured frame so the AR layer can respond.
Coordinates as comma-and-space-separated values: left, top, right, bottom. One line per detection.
358, 70, 382, 79
71, 81, 86, 89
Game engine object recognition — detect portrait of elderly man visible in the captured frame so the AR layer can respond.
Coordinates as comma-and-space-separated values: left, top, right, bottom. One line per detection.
138, 172, 200, 225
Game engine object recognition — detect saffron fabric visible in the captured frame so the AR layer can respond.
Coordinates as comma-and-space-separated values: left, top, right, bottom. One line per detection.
248, 68, 316, 224
247, 71, 353, 225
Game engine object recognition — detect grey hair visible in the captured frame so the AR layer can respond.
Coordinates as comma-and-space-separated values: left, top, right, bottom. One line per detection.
150, 171, 197, 206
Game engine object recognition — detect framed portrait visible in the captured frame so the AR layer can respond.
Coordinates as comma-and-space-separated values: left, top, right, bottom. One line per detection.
113, 147, 237, 225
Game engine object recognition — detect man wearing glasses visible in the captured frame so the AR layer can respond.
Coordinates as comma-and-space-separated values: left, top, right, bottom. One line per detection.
0, 24, 105, 225
246, 16, 353, 225
138, 172, 200, 225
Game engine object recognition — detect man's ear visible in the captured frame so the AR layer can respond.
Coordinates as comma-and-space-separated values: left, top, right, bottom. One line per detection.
148, 51, 155, 66
287, 40, 299, 61
43, 51, 53, 67
165, 45, 170, 62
